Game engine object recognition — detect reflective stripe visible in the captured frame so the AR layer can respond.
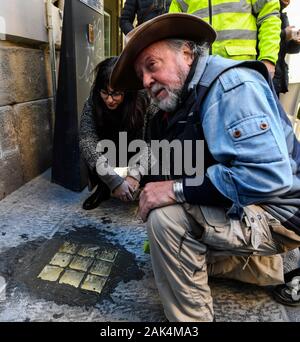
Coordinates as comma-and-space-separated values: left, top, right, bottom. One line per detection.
192, 7, 209, 17
176, 0, 188, 12
193, 0, 251, 17
252, 0, 274, 14
257, 11, 280, 26
216, 29, 257, 41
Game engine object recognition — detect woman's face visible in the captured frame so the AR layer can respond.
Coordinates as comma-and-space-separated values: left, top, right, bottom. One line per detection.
100, 86, 124, 110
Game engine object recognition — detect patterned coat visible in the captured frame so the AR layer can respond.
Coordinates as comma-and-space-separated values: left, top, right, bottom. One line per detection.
79, 91, 153, 191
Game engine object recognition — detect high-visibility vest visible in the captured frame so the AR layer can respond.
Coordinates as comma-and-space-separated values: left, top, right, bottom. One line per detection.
169, 0, 281, 64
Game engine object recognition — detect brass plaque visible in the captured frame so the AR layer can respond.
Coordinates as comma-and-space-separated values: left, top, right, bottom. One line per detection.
77, 245, 100, 258
58, 242, 78, 255
90, 260, 113, 277
69, 255, 93, 272
81, 275, 107, 294
97, 248, 118, 262
49, 252, 73, 268
38, 265, 64, 282
59, 270, 85, 288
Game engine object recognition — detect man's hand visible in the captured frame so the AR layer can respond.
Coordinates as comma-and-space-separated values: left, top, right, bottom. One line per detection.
261, 60, 275, 78
112, 181, 134, 202
138, 181, 177, 222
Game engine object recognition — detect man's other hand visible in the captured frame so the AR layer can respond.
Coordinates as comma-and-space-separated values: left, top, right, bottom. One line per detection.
261, 60, 275, 78
138, 181, 177, 222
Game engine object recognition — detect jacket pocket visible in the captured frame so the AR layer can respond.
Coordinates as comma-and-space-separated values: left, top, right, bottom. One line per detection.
224, 45, 257, 58
227, 115, 283, 163
201, 206, 228, 227
199, 206, 248, 250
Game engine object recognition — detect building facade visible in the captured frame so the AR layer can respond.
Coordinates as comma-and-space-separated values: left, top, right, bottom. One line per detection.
0, 0, 124, 200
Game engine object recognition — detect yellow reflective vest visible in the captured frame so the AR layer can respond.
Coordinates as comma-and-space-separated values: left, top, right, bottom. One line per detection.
169, 0, 281, 64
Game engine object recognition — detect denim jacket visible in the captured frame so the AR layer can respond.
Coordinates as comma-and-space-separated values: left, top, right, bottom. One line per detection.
185, 55, 300, 233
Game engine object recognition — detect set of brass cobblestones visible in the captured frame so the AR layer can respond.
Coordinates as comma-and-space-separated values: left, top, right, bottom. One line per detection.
38, 242, 118, 294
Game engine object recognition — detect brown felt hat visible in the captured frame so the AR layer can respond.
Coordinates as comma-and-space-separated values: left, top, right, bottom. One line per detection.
110, 13, 216, 91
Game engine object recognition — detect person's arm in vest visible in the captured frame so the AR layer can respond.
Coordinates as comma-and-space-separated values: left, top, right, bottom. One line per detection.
120, 0, 138, 35
253, 0, 281, 77
168, 0, 185, 12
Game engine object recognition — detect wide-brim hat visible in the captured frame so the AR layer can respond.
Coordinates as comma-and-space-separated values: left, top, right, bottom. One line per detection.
110, 13, 216, 91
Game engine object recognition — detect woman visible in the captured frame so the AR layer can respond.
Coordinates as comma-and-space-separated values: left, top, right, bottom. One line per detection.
79, 57, 149, 210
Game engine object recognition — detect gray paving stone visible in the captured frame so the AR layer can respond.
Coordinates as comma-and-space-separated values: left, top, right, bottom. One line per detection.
211, 279, 289, 322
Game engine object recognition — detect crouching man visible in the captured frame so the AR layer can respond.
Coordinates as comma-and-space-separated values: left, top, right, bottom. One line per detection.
111, 13, 300, 322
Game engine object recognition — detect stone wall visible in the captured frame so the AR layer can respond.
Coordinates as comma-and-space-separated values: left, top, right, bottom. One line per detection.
0, 41, 54, 200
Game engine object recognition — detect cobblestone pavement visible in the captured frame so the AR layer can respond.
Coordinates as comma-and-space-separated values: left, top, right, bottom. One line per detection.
0, 170, 299, 322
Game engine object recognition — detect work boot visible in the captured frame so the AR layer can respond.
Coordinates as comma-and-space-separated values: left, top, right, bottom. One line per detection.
82, 183, 110, 210
272, 267, 300, 307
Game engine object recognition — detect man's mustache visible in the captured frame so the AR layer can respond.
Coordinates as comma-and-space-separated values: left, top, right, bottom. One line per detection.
150, 83, 167, 98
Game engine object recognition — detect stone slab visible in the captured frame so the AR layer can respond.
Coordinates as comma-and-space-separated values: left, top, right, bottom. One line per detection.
13, 98, 54, 182
0, 106, 24, 199
0, 44, 52, 106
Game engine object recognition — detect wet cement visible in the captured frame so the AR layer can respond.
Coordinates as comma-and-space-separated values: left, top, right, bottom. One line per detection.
0, 226, 144, 307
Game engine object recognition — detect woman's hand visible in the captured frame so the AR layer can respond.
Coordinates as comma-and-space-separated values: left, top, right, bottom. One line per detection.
112, 181, 134, 202
125, 176, 140, 192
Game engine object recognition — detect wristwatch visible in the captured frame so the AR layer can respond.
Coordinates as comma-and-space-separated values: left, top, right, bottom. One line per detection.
172, 180, 186, 203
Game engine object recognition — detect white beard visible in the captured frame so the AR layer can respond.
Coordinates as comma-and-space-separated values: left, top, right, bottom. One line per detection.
149, 70, 187, 112
151, 87, 181, 112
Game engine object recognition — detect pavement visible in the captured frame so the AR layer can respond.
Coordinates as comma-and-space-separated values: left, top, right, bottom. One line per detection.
0, 169, 299, 322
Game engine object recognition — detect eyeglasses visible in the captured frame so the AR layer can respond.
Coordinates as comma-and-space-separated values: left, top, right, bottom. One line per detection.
100, 89, 124, 100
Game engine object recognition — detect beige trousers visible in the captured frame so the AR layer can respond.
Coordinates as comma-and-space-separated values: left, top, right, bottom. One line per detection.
146, 204, 290, 322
